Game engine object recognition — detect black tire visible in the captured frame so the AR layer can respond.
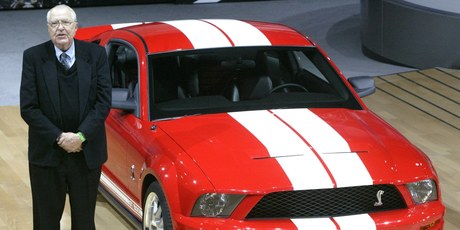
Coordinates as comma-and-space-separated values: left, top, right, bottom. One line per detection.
143, 182, 173, 230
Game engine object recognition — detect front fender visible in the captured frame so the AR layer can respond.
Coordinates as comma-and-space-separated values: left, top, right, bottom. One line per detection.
140, 127, 215, 218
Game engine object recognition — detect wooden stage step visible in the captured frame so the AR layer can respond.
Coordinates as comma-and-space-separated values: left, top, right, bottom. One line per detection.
363, 68, 460, 230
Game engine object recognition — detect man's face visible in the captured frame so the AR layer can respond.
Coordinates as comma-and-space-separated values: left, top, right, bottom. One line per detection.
47, 8, 78, 51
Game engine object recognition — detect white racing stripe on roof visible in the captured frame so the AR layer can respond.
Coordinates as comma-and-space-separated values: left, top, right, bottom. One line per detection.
272, 108, 373, 188
229, 110, 333, 190
194, 0, 221, 3
204, 19, 271, 46
111, 22, 143, 29
163, 20, 232, 49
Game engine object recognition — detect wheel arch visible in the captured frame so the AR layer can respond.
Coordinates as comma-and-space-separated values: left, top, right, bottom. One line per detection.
139, 151, 216, 220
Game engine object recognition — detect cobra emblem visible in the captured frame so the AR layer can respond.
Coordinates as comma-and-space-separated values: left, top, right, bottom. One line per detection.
374, 190, 384, 206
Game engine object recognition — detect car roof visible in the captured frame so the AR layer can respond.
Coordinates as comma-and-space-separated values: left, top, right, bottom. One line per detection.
76, 19, 316, 54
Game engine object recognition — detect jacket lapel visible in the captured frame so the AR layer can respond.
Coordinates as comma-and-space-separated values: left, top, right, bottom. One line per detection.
75, 41, 91, 121
42, 41, 61, 118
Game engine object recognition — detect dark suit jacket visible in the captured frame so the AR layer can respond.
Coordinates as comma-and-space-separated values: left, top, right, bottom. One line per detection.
20, 39, 111, 169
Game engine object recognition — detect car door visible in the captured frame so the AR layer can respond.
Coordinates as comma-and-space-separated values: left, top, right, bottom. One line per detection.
104, 41, 143, 203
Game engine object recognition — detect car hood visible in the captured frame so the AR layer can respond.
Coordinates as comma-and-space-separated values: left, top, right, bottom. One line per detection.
157, 108, 434, 192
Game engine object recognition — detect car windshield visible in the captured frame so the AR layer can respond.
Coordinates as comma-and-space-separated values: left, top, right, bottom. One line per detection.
149, 46, 361, 120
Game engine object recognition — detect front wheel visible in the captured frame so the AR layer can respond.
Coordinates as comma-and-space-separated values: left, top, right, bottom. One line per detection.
143, 182, 173, 230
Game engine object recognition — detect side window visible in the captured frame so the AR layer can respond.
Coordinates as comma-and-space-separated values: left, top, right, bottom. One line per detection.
110, 45, 138, 90
294, 51, 328, 83
108, 43, 140, 114
291, 50, 339, 94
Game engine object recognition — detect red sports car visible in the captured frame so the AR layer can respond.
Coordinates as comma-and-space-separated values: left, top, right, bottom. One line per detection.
76, 19, 445, 229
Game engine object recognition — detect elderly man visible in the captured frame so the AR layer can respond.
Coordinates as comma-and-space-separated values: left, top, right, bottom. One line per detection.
20, 4, 111, 229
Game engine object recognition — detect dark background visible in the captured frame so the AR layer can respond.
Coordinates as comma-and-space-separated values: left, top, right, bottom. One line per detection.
1, 0, 173, 9
0, 0, 414, 105
0, 0, 259, 10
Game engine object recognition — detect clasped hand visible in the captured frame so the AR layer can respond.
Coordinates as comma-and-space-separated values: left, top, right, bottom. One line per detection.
57, 132, 82, 153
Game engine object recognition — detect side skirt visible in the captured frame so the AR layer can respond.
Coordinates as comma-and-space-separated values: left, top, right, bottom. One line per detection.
98, 185, 142, 229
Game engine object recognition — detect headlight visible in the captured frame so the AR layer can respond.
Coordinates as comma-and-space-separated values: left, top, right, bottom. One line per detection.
191, 193, 245, 217
406, 179, 438, 204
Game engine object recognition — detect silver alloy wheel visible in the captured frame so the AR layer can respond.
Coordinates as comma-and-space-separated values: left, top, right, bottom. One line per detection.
143, 192, 164, 230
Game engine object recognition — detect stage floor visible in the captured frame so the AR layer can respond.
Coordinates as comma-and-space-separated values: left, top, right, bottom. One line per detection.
0, 68, 459, 229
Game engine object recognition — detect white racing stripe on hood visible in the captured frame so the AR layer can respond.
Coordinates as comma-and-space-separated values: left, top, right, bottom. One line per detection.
163, 20, 232, 49
229, 110, 333, 190
272, 108, 373, 188
231, 110, 376, 229
204, 19, 271, 46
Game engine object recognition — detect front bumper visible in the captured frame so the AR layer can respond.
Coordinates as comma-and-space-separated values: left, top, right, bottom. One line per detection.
173, 201, 444, 230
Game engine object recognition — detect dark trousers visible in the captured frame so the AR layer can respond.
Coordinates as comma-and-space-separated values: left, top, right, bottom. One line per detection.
29, 153, 101, 230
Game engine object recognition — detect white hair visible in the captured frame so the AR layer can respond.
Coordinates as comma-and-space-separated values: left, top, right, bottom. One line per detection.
46, 4, 77, 23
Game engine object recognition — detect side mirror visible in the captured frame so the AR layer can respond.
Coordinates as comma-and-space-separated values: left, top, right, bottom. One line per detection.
348, 76, 376, 97
111, 88, 136, 111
